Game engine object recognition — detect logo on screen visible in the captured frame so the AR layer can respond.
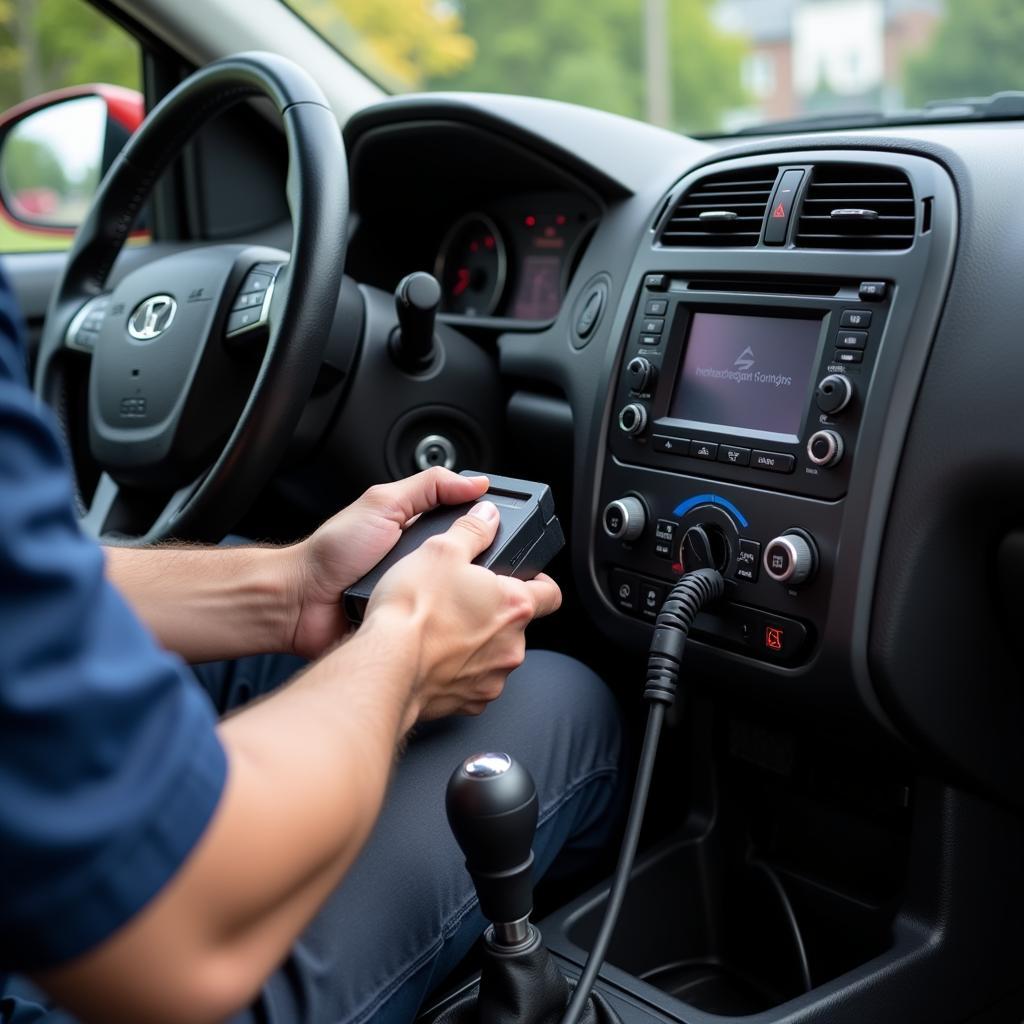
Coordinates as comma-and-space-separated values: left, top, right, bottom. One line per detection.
733, 346, 755, 372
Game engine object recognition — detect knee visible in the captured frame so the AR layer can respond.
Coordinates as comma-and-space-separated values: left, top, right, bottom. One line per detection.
503, 649, 623, 777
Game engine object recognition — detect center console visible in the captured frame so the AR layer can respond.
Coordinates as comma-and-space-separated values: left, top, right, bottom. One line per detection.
598, 272, 890, 666
587, 150, 957, 695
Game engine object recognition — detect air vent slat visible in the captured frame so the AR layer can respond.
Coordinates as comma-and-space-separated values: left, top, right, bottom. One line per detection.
660, 166, 778, 248
795, 164, 915, 251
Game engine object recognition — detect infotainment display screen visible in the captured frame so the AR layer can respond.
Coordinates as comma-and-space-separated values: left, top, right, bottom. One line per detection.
668, 311, 821, 438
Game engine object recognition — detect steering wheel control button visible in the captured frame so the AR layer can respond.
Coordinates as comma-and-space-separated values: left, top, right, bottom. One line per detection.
815, 373, 853, 414
654, 519, 677, 559
763, 532, 817, 586
717, 444, 751, 467
610, 569, 640, 613
837, 329, 868, 349
227, 307, 263, 334
227, 264, 280, 339
652, 434, 687, 456
645, 299, 668, 316
66, 294, 110, 352
232, 290, 264, 310
641, 317, 665, 335
835, 349, 864, 364
603, 497, 646, 542
414, 434, 457, 471
752, 450, 795, 473
840, 309, 872, 328
858, 280, 887, 301
243, 271, 273, 295
734, 539, 761, 582
618, 403, 648, 436
807, 429, 844, 468
644, 274, 667, 291
626, 356, 655, 393
639, 580, 667, 620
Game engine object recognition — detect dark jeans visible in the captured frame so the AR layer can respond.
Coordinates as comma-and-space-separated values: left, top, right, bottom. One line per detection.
7, 650, 622, 1024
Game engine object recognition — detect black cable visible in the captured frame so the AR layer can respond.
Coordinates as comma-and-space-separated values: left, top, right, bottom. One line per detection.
559, 568, 724, 1024
747, 858, 813, 993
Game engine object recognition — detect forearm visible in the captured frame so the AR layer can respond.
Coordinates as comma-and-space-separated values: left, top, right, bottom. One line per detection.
104, 544, 301, 662
37, 607, 422, 1024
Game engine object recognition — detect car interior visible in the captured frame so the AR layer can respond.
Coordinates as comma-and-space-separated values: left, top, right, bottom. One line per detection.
4, 0, 1024, 1021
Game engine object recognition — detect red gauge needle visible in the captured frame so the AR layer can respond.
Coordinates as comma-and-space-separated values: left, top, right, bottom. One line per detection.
453, 267, 470, 296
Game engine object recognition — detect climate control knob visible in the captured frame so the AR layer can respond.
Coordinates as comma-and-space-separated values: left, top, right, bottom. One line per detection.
807, 429, 844, 468
603, 496, 646, 542
617, 403, 648, 436
815, 374, 853, 415
763, 531, 817, 586
625, 356, 655, 393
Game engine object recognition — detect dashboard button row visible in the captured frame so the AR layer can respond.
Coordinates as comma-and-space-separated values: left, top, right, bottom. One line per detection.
608, 568, 808, 661
840, 309, 872, 328
651, 435, 793, 474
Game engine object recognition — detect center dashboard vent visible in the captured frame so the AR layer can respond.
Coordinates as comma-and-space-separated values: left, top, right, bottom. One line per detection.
659, 166, 779, 248
795, 164, 915, 250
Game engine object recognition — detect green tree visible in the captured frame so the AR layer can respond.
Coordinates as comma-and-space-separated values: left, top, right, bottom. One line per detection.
2, 133, 68, 193
426, 0, 747, 134
904, 0, 1024, 106
298, 0, 475, 91
0, 0, 139, 113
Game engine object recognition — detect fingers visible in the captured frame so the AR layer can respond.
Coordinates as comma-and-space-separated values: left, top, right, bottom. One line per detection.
363, 468, 489, 525
522, 573, 562, 619
442, 500, 500, 560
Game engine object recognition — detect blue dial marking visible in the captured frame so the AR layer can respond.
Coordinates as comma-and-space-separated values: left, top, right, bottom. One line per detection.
672, 493, 749, 528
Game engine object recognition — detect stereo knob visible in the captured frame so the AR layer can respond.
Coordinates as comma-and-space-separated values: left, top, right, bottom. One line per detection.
603, 496, 646, 542
625, 356, 655, 393
807, 429, 844, 468
815, 374, 853, 415
680, 524, 729, 573
763, 531, 817, 586
618, 403, 648, 436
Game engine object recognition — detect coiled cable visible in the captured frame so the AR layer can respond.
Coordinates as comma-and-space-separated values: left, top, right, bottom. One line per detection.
559, 568, 725, 1024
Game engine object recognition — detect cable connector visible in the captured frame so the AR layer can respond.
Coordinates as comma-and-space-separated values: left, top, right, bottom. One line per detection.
644, 567, 724, 705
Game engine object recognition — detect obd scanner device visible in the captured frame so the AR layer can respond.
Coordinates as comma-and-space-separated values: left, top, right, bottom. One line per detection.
343, 472, 565, 625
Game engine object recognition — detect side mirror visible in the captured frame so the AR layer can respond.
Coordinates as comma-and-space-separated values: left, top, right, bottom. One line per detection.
0, 85, 143, 235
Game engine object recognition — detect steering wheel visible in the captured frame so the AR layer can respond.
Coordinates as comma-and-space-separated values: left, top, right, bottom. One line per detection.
33, 52, 347, 544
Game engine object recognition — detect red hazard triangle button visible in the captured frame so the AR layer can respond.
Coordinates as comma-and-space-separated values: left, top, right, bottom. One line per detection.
772, 201, 786, 219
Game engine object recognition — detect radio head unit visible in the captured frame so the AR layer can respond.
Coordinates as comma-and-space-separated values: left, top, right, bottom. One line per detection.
609, 275, 890, 500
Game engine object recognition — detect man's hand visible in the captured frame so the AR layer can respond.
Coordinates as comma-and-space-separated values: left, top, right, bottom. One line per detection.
365, 499, 562, 723
289, 467, 490, 658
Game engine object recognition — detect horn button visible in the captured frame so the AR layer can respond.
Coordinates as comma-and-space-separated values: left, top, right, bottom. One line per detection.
88, 246, 276, 487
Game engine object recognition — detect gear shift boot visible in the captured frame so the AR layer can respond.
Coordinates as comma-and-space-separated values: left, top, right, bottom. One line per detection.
430, 929, 620, 1024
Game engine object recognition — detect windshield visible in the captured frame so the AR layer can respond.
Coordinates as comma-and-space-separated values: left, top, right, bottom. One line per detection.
283, 0, 1022, 136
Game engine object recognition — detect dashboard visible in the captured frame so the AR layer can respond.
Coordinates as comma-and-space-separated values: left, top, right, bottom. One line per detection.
338, 96, 1024, 815
432, 195, 597, 320
343, 118, 601, 325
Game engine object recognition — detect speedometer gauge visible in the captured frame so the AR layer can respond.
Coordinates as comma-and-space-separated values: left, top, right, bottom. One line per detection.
434, 213, 507, 316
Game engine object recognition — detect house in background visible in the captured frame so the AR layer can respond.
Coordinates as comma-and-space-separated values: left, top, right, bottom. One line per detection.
714, 0, 942, 129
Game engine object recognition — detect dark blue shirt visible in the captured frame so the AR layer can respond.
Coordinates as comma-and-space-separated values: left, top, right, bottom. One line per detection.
0, 267, 226, 987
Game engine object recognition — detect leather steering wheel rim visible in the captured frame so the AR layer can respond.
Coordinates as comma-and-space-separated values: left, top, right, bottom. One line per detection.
33, 51, 348, 544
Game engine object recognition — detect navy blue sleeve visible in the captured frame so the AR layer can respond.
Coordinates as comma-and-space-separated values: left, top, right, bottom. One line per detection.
0, 269, 227, 971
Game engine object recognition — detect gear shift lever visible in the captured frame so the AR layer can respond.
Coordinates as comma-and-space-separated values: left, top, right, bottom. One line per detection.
446, 752, 539, 948
444, 753, 622, 1024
